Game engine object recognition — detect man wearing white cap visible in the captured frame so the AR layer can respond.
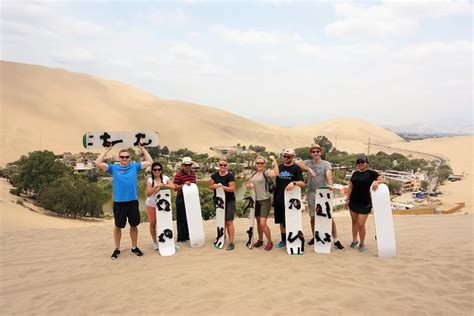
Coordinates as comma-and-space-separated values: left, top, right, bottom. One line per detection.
273, 148, 305, 248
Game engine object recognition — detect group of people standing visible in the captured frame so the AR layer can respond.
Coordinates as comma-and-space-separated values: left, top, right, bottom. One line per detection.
96, 143, 385, 260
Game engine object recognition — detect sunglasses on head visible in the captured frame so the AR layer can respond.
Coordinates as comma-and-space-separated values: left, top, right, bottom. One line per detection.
311, 150, 321, 154
119, 155, 130, 159
153, 168, 162, 171
283, 155, 292, 159
356, 160, 366, 164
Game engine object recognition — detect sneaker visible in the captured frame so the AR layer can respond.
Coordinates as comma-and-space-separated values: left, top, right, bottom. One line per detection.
264, 241, 273, 251
350, 241, 359, 248
276, 241, 286, 248
334, 240, 345, 251
111, 249, 120, 260
131, 247, 144, 257
175, 244, 181, 250
226, 242, 235, 251
253, 240, 264, 248
359, 245, 367, 252
153, 242, 160, 250
307, 238, 314, 246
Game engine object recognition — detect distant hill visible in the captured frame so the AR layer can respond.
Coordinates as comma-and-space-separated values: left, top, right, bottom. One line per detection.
1, 60, 405, 165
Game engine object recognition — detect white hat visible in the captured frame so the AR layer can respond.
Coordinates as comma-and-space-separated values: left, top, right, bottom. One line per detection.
182, 157, 193, 165
282, 148, 295, 156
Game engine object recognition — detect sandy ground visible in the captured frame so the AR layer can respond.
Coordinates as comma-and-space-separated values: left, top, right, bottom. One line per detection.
1, 179, 473, 315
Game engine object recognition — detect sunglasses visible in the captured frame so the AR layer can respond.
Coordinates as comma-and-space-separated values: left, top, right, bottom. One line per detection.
311, 150, 321, 154
119, 155, 130, 159
153, 168, 162, 171
219, 164, 227, 167
356, 160, 366, 165
256, 162, 265, 165
283, 155, 292, 159
183, 164, 192, 166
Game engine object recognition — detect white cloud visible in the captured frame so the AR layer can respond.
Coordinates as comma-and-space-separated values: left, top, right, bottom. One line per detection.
142, 8, 187, 27
325, 1, 472, 40
52, 48, 96, 64
259, 54, 279, 63
211, 26, 284, 45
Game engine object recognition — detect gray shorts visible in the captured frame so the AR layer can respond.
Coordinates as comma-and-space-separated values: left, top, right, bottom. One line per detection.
307, 191, 316, 217
225, 200, 236, 221
255, 198, 271, 218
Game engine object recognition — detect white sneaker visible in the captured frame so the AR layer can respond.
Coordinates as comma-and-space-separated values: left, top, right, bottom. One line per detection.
153, 242, 160, 250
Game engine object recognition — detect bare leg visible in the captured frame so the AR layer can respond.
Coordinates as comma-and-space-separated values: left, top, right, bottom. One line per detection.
226, 220, 234, 243
260, 217, 272, 242
357, 214, 370, 246
256, 216, 263, 241
114, 226, 122, 249
332, 219, 338, 240
350, 210, 359, 242
130, 225, 138, 248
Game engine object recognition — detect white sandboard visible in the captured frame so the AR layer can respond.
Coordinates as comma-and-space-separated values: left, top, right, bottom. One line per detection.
244, 192, 256, 249
155, 189, 176, 256
284, 186, 304, 255
371, 183, 396, 258
182, 183, 205, 247
314, 187, 333, 254
214, 187, 226, 249
82, 131, 160, 149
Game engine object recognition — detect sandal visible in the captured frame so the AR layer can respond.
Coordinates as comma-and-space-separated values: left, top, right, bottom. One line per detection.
264, 241, 273, 251
253, 240, 264, 248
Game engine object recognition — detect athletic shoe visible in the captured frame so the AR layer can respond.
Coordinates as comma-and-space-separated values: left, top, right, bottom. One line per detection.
277, 241, 286, 248
131, 247, 144, 256
334, 241, 345, 251
175, 244, 181, 250
264, 241, 273, 251
350, 241, 359, 248
153, 242, 160, 250
226, 242, 235, 251
307, 238, 314, 246
253, 240, 264, 248
111, 249, 120, 260
359, 245, 367, 252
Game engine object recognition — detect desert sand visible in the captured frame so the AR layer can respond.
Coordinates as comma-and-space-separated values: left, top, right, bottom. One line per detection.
1, 177, 473, 315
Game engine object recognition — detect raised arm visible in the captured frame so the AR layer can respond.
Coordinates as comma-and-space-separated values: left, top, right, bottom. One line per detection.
139, 145, 153, 170
294, 159, 316, 178
266, 156, 279, 177
95, 146, 112, 172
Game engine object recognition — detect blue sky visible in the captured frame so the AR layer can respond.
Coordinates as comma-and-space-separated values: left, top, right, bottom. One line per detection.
1, 1, 472, 130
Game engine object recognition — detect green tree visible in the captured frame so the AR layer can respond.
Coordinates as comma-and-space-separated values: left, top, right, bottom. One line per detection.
11, 151, 71, 197
38, 176, 106, 218
387, 179, 402, 195
313, 136, 333, 153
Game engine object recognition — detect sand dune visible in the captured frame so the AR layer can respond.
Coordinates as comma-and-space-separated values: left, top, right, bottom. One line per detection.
1, 61, 404, 165
0, 178, 472, 315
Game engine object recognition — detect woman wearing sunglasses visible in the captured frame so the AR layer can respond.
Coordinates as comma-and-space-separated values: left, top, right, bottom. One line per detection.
209, 159, 237, 250
246, 155, 279, 251
145, 162, 174, 250
346, 153, 385, 252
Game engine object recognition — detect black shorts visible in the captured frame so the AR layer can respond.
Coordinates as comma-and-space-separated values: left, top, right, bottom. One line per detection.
274, 203, 285, 225
225, 200, 236, 221
113, 200, 140, 228
349, 201, 372, 215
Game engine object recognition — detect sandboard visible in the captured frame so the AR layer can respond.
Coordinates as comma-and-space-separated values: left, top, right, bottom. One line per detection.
314, 187, 333, 254
244, 192, 256, 249
284, 186, 304, 255
182, 183, 205, 247
155, 188, 176, 256
371, 183, 396, 258
214, 187, 226, 249
82, 131, 160, 149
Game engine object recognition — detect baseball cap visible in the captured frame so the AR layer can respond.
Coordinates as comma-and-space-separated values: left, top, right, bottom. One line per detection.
282, 148, 295, 156
182, 157, 193, 165
356, 153, 368, 163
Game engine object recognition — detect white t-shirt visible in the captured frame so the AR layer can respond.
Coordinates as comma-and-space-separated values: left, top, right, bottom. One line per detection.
145, 175, 170, 207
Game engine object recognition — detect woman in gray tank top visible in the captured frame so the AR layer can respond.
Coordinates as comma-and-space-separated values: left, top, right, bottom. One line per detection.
246, 155, 279, 251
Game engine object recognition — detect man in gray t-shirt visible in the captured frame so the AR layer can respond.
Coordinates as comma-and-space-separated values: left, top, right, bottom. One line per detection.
295, 143, 345, 251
